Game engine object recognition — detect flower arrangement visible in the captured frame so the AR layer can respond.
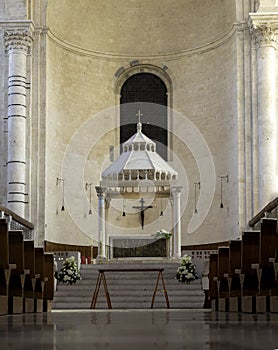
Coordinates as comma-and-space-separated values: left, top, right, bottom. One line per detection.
152, 229, 172, 240
58, 256, 81, 285
175, 254, 198, 284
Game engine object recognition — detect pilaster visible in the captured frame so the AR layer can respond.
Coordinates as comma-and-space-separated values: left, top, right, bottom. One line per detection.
249, 14, 278, 209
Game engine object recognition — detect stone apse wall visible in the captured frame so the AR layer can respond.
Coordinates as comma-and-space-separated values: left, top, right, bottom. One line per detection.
1, 1, 277, 249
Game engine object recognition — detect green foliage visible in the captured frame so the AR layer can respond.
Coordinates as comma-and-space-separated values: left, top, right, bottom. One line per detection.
175, 254, 198, 284
58, 256, 81, 285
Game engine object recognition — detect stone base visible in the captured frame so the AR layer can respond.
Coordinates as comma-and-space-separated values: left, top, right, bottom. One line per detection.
218, 298, 227, 312
24, 297, 34, 313
0, 295, 8, 315
35, 299, 43, 313
270, 296, 278, 313
9, 296, 23, 314
43, 300, 53, 312
211, 299, 218, 312
256, 296, 267, 313
241, 296, 253, 313
229, 297, 240, 313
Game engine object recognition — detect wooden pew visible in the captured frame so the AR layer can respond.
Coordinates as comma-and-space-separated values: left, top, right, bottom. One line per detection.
0, 218, 15, 315
208, 253, 218, 311
217, 247, 229, 311
241, 231, 261, 312
43, 253, 54, 312
24, 241, 40, 313
228, 240, 242, 312
8, 230, 30, 314
34, 248, 46, 312
258, 218, 278, 312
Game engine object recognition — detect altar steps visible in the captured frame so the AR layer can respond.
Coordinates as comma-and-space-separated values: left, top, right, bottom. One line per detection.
53, 262, 205, 309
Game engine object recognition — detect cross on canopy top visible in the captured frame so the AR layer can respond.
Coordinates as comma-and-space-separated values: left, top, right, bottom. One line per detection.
136, 110, 143, 124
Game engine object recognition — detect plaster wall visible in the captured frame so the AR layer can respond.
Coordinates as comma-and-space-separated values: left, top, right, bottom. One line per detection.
45, 21, 240, 246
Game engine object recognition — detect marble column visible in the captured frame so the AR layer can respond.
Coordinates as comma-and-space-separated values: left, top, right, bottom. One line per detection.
172, 186, 183, 258
249, 14, 278, 208
95, 186, 107, 259
4, 29, 33, 218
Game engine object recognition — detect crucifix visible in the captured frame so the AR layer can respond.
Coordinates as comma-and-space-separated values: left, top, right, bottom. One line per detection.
136, 110, 143, 123
132, 198, 153, 229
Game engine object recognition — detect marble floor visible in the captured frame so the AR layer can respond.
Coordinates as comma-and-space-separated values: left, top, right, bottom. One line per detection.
0, 310, 278, 350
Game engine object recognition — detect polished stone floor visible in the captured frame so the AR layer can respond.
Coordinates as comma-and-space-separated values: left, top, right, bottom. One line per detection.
0, 310, 278, 350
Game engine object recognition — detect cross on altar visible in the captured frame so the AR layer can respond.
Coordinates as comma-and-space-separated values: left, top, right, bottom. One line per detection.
132, 198, 153, 230
136, 110, 143, 123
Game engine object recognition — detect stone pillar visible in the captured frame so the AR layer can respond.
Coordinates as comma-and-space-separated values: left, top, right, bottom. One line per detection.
4, 29, 33, 218
249, 14, 278, 208
95, 186, 106, 259
172, 186, 183, 258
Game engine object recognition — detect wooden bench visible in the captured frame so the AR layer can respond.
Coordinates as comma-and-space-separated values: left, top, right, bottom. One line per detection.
43, 253, 54, 312
208, 253, 218, 311
0, 219, 15, 315
8, 230, 30, 314
91, 268, 170, 309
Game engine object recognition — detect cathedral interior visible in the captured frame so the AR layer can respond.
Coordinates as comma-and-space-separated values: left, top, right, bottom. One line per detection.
1, 1, 278, 348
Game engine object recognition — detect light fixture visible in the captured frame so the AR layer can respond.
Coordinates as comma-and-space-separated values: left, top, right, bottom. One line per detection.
85, 182, 93, 215
194, 181, 201, 213
56, 177, 65, 211
122, 200, 126, 217
160, 198, 164, 216
218, 175, 229, 208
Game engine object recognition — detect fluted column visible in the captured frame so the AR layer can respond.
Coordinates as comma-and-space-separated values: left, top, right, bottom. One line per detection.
249, 14, 278, 208
172, 186, 183, 258
95, 186, 107, 259
4, 29, 33, 217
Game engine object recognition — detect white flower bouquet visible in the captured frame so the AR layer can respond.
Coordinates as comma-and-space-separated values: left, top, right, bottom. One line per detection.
152, 229, 172, 240
175, 254, 198, 284
58, 256, 81, 285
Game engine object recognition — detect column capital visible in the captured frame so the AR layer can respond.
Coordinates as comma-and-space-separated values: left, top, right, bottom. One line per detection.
171, 186, 183, 196
248, 13, 278, 48
95, 186, 106, 198
4, 29, 33, 54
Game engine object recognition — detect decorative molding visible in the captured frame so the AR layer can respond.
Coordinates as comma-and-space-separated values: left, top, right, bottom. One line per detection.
248, 13, 278, 48
114, 63, 173, 95
4, 30, 33, 54
46, 23, 241, 61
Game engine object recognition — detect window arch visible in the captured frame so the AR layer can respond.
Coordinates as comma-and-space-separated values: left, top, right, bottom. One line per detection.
120, 72, 168, 160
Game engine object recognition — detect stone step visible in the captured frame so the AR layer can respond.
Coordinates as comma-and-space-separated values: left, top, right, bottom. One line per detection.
53, 261, 204, 309
53, 301, 204, 309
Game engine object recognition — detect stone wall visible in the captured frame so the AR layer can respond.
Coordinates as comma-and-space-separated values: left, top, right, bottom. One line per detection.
2, 0, 278, 249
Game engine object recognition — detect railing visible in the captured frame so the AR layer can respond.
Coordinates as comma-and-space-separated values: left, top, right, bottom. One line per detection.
249, 197, 278, 229
0, 205, 34, 241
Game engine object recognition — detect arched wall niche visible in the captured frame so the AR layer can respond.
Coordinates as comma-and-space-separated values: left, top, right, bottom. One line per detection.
114, 64, 174, 160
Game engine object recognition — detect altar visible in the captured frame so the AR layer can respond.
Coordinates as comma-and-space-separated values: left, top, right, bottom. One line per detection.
95, 113, 182, 260
110, 236, 169, 258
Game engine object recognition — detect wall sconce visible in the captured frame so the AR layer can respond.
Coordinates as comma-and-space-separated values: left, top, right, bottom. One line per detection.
85, 182, 93, 215
160, 198, 164, 216
194, 181, 201, 213
56, 177, 65, 211
122, 200, 126, 217
218, 175, 229, 208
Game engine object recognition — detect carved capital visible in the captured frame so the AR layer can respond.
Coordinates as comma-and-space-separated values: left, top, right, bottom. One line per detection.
4, 30, 33, 54
249, 14, 278, 48
95, 186, 106, 199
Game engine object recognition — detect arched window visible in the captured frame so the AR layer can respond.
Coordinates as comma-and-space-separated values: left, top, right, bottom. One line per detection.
120, 73, 168, 160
